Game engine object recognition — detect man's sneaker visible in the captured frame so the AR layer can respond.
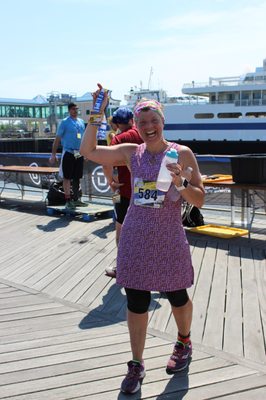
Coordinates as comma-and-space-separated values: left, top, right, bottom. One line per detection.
166, 340, 192, 374
105, 266, 117, 278
73, 199, 88, 207
121, 360, 145, 394
65, 200, 76, 209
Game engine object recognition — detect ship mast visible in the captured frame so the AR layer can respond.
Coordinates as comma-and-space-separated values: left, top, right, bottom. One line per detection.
148, 67, 153, 90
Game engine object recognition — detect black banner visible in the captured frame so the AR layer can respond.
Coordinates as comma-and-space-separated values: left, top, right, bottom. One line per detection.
0, 153, 113, 197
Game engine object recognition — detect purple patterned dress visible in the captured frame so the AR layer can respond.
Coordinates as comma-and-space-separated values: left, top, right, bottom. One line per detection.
116, 142, 194, 292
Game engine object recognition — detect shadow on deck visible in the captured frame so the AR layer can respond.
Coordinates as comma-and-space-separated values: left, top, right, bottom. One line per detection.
0, 197, 265, 399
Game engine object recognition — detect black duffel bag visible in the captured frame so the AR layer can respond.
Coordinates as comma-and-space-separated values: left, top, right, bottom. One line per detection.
47, 182, 83, 206
47, 182, 66, 206
182, 202, 205, 227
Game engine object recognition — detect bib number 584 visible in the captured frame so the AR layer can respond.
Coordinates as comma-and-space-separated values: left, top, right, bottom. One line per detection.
138, 188, 158, 201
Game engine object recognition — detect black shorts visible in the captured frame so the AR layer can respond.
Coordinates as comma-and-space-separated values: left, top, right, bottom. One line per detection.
62, 151, 84, 180
114, 196, 130, 224
125, 288, 189, 314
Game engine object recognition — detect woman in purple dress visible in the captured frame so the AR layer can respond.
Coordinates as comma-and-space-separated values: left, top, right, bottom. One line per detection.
80, 84, 205, 395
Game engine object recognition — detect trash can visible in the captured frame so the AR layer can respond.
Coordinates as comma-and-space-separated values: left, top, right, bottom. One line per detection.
230, 154, 266, 183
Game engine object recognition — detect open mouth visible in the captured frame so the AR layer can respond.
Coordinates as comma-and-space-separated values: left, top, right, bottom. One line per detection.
146, 131, 156, 137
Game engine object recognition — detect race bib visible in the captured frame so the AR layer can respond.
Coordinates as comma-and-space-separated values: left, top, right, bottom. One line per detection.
134, 178, 165, 208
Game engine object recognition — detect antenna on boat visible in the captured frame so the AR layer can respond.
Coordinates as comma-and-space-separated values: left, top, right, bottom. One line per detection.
148, 67, 153, 90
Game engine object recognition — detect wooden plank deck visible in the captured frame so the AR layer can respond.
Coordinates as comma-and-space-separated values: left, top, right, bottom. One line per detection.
0, 197, 265, 399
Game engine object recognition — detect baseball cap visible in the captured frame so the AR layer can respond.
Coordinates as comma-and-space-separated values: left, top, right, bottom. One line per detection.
112, 107, 133, 124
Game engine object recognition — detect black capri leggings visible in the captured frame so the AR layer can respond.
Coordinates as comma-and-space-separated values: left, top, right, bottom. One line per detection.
125, 287, 189, 314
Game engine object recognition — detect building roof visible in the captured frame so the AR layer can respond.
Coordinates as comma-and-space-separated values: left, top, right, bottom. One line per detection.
0, 96, 48, 105
77, 92, 93, 101
0, 92, 93, 106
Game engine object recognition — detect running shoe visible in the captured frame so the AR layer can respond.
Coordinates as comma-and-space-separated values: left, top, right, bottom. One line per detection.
166, 340, 192, 374
73, 199, 88, 207
120, 360, 145, 394
105, 266, 117, 278
65, 200, 76, 209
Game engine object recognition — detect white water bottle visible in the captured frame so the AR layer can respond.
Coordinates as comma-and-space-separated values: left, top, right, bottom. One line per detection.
156, 149, 179, 192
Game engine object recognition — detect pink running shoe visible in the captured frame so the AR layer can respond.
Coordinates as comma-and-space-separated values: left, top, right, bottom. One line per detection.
120, 360, 146, 394
166, 341, 192, 374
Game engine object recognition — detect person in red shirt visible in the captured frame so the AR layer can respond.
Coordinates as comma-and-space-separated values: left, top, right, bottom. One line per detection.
103, 107, 143, 277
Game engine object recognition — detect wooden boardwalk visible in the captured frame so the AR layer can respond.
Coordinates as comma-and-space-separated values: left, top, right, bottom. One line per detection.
0, 197, 265, 399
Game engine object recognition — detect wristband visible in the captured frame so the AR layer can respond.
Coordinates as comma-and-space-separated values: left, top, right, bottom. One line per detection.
88, 111, 104, 126
175, 178, 189, 192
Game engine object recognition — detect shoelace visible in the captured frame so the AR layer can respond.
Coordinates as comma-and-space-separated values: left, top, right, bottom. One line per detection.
127, 364, 142, 378
171, 341, 188, 360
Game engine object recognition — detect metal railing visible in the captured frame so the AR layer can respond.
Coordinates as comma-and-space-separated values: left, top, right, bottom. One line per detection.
183, 78, 266, 89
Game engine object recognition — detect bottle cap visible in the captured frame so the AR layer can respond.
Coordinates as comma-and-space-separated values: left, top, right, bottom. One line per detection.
166, 149, 178, 159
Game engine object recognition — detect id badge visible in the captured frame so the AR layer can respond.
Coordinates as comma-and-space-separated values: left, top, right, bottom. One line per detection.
77, 133, 81, 139
74, 150, 81, 159
134, 178, 165, 208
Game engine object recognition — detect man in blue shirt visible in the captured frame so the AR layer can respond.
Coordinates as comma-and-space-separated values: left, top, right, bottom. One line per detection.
50, 102, 86, 208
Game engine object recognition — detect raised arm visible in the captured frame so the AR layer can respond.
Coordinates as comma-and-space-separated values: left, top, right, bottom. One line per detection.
80, 122, 137, 166
80, 84, 137, 167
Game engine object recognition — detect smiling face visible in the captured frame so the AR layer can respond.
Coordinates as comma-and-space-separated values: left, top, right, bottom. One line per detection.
135, 109, 164, 145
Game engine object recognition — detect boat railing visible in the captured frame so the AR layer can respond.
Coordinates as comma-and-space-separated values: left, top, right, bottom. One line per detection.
186, 99, 266, 107
204, 99, 266, 106
183, 79, 266, 89
234, 99, 266, 107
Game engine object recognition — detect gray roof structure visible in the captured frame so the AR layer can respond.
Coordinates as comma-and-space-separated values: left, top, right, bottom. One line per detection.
0, 95, 48, 105
0, 92, 93, 106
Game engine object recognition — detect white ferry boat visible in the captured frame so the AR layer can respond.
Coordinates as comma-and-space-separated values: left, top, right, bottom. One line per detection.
125, 60, 266, 154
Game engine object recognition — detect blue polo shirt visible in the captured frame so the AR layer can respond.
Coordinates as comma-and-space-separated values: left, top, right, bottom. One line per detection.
57, 116, 85, 153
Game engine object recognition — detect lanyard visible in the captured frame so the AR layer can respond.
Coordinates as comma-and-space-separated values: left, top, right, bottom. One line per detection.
70, 117, 80, 132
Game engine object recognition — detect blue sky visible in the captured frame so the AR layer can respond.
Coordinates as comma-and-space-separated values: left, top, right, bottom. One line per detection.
1, 0, 266, 103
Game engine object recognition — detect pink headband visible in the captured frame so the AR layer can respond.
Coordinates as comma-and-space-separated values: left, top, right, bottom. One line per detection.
133, 99, 165, 122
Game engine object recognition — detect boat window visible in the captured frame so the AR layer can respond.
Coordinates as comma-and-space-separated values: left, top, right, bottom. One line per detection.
217, 113, 242, 118
246, 112, 266, 118
243, 76, 253, 82
241, 92, 250, 100
253, 91, 261, 99
194, 113, 214, 119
